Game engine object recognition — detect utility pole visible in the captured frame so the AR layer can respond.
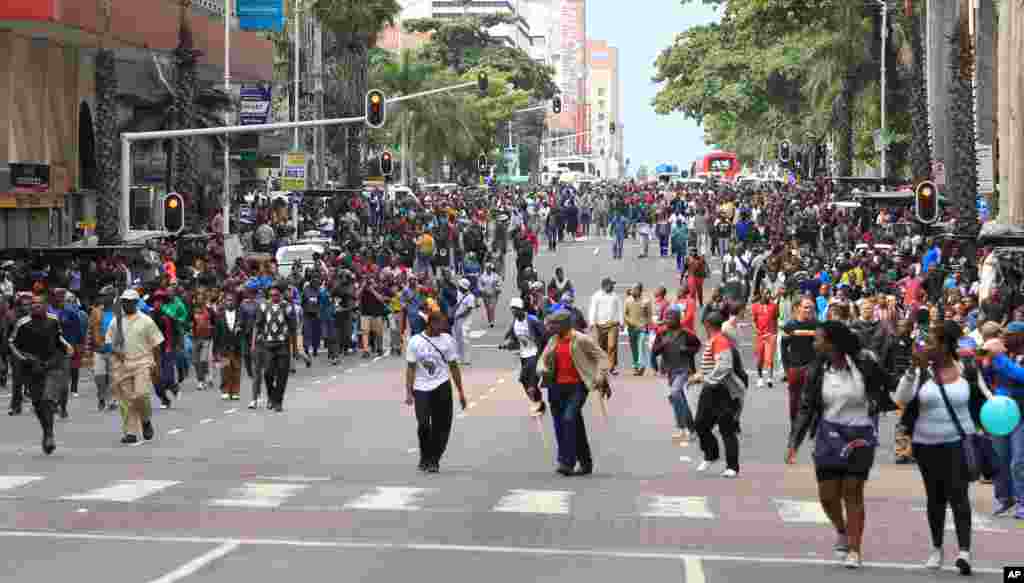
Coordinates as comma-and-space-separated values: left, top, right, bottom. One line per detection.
222, 0, 231, 234
880, 0, 888, 179
313, 15, 323, 187
293, 0, 301, 151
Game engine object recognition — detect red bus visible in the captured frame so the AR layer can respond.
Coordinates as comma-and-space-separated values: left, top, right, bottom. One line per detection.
691, 151, 740, 182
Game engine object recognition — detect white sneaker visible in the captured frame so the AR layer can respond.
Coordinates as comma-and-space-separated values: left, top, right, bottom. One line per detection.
696, 460, 716, 472
925, 549, 943, 570
720, 468, 738, 478
756, 378, 765, 389
248, 400, 258, 410
221, 393, 230, 401
844, 551, 862, 569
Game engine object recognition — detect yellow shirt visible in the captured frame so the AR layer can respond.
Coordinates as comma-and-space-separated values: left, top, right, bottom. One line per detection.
417, 233, 435, 256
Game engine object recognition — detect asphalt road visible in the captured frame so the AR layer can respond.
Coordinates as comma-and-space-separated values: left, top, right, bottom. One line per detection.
1, 233, 1020, 583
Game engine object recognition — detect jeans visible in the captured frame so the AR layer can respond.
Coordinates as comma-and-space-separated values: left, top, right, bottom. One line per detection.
414, 381, 454, 465
675, 251, 686, 272
640, 232, 651, 256
155, 351, 177, 405
668, 371, 695, 431
612, 237, 624, 259
547, 382, 592, 469
627, 327, 649, 369
992, 420, 1024, 502
303, 315, 322, 356
193, 337, 212, 386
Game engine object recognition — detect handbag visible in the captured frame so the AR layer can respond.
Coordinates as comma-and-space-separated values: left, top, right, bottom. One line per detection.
899, 369, 926, 435
813, 419, 879, 472
933, 372, 983, 483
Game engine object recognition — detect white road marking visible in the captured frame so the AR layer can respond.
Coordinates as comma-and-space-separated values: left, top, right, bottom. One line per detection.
489, 387, 497, 393
199, 418, 214, 424
168, 428, 184, 435
679, 456, 693, 462
911, 506, 1008, 533
467, 402, 477, 409
343, 487, 432, 511
210, 483, 309, 508
468, 330, 487, 339
593, 248, 599, 255
684, 557, 706, 583
314, 380, 323, 384
144, 541, 240, 583
253, 476, 332, 482
0, 531, 1004, 574
331, 375, 338, 380
75, 508, 88, 513
641, 495, 714, 519
493, 490, 572, 515
0, 476, 43, 491
62, 480, 181, 503
497, 378, 505, 384
360, 363, 369, 368
373, 355, 386, 363
774, 499, 830, 524
456, 412, 468, 419
479, 395, 489, 400
224, 408, 237, 414
345, 369, 355, 373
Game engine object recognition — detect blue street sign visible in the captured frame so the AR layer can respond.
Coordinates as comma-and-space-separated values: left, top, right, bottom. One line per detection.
237, 0, 284, 32
239, 84, 272, 125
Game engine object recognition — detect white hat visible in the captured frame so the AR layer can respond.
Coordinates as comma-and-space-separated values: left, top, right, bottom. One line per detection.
509, 297, 525, 310
458, 278, 471, 289
120, 289, 140, 301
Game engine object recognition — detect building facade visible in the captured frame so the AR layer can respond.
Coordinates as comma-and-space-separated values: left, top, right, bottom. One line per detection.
0, 0, 273, 247
587, 39, 622, 179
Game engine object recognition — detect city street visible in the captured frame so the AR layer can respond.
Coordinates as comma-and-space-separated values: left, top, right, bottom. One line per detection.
0, 237, 1020, 583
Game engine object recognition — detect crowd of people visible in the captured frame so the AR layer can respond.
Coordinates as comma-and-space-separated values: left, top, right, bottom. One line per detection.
0, 177, 1021, 575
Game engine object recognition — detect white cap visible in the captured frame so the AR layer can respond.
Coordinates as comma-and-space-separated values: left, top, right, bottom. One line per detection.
120, 289, 140, 301
509, 297, 525, 310
458, 278, 471, 289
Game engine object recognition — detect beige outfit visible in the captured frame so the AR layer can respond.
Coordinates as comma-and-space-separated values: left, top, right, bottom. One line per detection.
106, 312, 164, 437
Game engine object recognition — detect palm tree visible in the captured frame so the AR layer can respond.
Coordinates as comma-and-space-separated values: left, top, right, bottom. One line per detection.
172, 0, 204, 232
947, 21, 978, 232
313, 0, 402, 194
904, 2, 932, 183
371, 49, 436, 182
94, 0, 120, 243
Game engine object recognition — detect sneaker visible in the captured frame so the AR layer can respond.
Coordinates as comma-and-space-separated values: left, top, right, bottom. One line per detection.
1015, 503, 1024, 520
756, 378, 765, 389
42, 434, 55, 455
993, 498, 1015, 516
954, 551, 971, 575
696, 460, 716, 473
720, 468, 738, 478
925, 549, 943, 570
221, 394, 231, 401
248, 400, 259, 410
230, 394, 240, 401
844, 551, 862, 569
833, 533, 849, 555
142, 421, 155, 441
120, 434, 139, 445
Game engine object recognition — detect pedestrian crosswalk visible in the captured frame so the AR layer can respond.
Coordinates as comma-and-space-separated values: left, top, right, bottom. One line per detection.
0, 474, 1017, 534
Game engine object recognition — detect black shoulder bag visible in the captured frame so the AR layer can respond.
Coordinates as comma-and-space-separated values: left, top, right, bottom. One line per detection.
934, 373, 982, 483
898, 369, 926, 435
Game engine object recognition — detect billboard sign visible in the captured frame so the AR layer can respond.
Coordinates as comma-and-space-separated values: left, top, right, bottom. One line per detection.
281, 152, 306, 191
237, 0, 284, 32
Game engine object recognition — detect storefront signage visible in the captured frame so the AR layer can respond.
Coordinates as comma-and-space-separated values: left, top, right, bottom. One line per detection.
281, 152, 306, 191
9, 162, 50, 192
240, 84, 272, 125
237, 0, 284, 31
0, 192, 65, 209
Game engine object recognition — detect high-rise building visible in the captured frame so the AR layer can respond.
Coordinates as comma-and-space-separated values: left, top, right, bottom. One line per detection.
380, 0, 542, 53
587, 39, 622, 179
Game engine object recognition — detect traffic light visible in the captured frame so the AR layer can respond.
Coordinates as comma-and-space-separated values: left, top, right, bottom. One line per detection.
552, 95, 562, 114
915, 181, 939, 224
163, 193, 184, 234
778, 140, 791, 163
365, 89, 386, 128
380, 151, 393, 177
609, 122, 616, 135
477, 153, 488, 173
477, 71, 488, 96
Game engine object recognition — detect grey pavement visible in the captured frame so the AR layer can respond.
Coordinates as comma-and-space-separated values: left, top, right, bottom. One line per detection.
0, 235, 1019, 582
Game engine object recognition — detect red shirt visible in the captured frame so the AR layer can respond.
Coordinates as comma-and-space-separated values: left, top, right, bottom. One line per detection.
554, 335, 581, 385
751, 303, 779, 335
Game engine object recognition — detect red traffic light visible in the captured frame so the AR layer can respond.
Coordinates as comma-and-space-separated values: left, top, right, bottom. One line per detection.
380, 151, 393, 176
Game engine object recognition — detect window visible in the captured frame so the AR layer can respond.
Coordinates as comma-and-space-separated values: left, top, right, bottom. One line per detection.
598, 100, 606, 111
597, 88, 606, 97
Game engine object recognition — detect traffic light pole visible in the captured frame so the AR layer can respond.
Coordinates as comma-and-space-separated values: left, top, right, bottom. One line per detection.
119, 114, 366, 238
385, 81, 477, 105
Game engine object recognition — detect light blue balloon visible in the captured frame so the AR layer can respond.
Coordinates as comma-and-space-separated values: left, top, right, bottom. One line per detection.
980, 396, 1022, 436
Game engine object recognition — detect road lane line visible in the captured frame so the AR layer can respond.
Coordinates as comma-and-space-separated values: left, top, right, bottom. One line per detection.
145, 541, 241, 583
640, 495, 714, 519
62, 480, 181, 503
345, 369, 355, 373
0, 532, 1004, 574
0, 476, 43, 491
199, 418, 214, 424
406, 448, 418, 454
373, 355, 386, 362
210, 483, 309, 508
493, 490, 572, 515
684, 557, 706, 583
343, 487, 432, 511
168, 428, 184, 435
224, 408, 237, 414
253, 476, 332, 482
774, 499, 830, 524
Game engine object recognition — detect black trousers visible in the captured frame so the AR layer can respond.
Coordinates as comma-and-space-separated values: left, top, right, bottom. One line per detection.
9, 361, 28, 412
25, 371, 56, 438
912, 442, 972, 551
414, 381, 454, 465
694, 387, 741, 472
262, 343, 291, 406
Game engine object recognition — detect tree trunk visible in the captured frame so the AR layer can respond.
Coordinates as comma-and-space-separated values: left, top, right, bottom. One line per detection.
94, 47, 120, 243
334, 32, 370, 193
909, 9, 933, 182
173, 46, 202, 232
836, 74, 855, 177
948, 25, 979, 233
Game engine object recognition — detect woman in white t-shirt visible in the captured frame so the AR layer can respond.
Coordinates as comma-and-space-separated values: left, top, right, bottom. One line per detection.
405, 311, 467, 473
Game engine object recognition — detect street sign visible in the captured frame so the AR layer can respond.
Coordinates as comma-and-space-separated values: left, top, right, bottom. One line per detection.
281, 152, 306, 191
239, 84, 272, 125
